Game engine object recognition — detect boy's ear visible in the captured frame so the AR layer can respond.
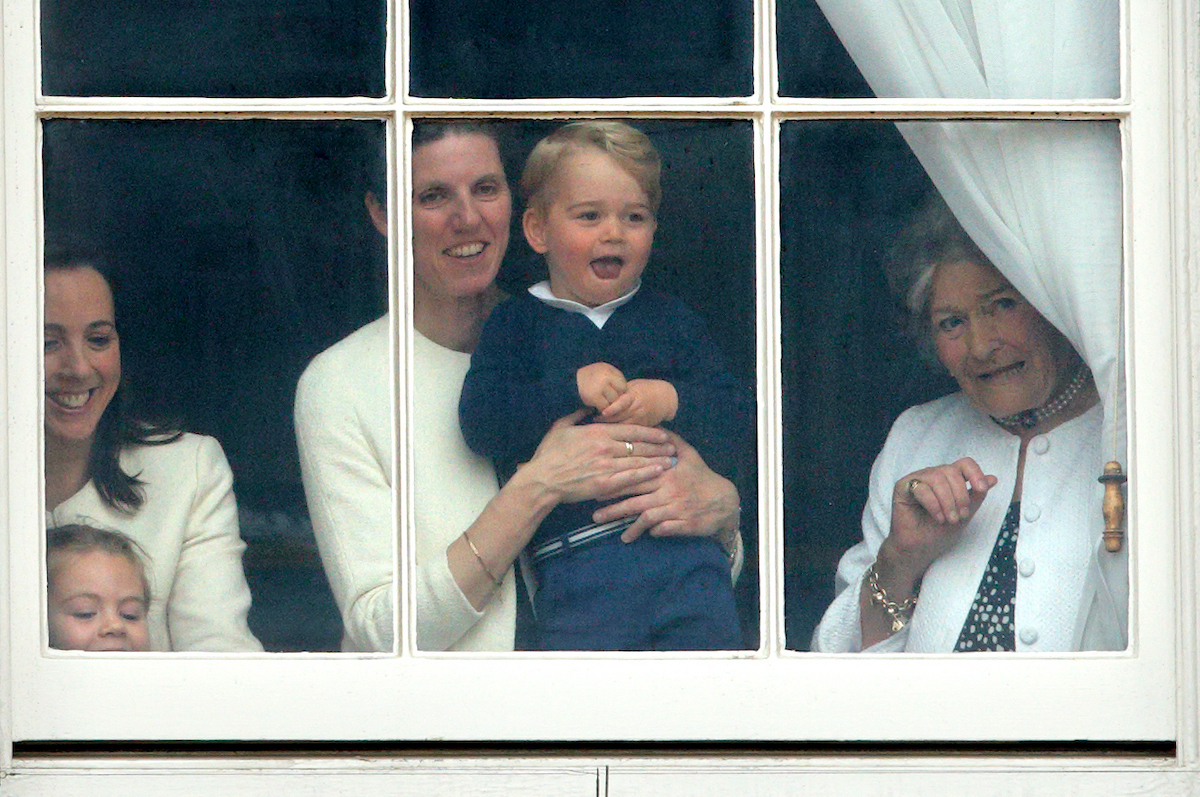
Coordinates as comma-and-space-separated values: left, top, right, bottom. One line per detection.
523, 207, 550, 254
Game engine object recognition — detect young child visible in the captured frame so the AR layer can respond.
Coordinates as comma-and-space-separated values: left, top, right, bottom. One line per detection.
459, 120, 751, 651
47, 524, 151, 652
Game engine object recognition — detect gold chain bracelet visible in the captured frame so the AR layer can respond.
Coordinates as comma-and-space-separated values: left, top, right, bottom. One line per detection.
865, 562, 919, 633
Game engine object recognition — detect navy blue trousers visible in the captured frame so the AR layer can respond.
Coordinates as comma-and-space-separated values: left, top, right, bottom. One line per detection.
531, 535, 741, 651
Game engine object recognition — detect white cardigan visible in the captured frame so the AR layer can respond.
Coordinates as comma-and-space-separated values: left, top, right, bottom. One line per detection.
294, 317, 516, 652
812, 395, 1127, 653
47, 433, 262, 652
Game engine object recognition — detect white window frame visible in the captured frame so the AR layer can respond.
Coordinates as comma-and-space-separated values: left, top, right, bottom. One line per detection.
4, 0, 1200, 790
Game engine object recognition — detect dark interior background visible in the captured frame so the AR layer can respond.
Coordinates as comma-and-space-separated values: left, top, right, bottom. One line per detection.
42, 0, 855, 100
779, 122, 958, 645
409, 0, 753, 98
44, 120, 388, 651
40, 0, 949, 651
40, 0, 387, 97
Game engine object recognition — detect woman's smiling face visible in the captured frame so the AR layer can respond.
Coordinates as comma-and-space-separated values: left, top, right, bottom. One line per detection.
410, 132, 512, 305
44, 266, 121, 451
930, 258, 1069, 419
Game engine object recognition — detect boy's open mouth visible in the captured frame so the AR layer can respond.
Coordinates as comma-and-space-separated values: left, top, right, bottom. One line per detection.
590, 256, 624, 279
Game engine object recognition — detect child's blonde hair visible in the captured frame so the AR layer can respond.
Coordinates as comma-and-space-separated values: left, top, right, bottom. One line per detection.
47, 524, 151, 606
521, 121, 662, 215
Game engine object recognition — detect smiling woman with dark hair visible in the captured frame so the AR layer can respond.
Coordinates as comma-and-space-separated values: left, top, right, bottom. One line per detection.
812, 194, 1125, 653
43, 248, 262, 652
296, 121, 744, 652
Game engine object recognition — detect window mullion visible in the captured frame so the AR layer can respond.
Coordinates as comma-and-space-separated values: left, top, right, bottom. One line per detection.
760, 110, 783, 655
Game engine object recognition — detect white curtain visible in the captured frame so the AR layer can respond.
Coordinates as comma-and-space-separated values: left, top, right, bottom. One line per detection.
812, 0, 1124, 460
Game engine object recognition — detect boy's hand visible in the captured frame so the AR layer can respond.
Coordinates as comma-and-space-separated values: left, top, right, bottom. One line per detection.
577, 362, 628, 411
600, 378, 678, 426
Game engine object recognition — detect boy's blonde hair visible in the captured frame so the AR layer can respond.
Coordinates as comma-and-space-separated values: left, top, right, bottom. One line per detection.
47, 524, 152, 606
521, 121, 662, 215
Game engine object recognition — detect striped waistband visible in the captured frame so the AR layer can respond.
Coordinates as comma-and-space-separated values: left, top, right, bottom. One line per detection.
529, 517, 636, 564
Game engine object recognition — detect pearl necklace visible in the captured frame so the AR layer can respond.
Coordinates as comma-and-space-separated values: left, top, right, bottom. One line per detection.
991, 362, 1093, 433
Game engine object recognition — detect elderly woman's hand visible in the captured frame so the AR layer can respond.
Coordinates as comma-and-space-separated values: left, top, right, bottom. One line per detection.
877, 457, 999, 590
592, 431, 740, 544
519, 410, 677, 505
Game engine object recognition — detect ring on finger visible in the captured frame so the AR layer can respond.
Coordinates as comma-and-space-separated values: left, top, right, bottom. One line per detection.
906, 478, 923, 501
624, 441, 635, 457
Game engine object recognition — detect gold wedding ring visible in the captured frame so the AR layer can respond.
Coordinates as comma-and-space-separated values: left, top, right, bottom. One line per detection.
906, 477, 922, 501
625, 441, 635, 457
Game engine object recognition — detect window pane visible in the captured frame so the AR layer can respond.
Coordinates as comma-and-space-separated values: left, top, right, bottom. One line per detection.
775, 0, 873, 98
409, 119, 759, 651
778, 0, 1119, 100
43, 119, 387, 652
782, 120, 1126, 653
780, 121, 936, 645
41, 0, 386, 97
408, 1, 753, 98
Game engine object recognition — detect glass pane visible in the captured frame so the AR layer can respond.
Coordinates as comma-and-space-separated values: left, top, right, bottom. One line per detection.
43, 120, 387, 652
408, 119, 759, 651
41, 0, 386, 98
777, 0, 1119, 100
408, 1, 753, 98
780, 121, 933, 645
782, 120, 1126, 652
776, 0, 872, 98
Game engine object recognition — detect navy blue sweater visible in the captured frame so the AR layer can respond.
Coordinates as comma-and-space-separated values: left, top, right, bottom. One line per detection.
459, 287, 752, 548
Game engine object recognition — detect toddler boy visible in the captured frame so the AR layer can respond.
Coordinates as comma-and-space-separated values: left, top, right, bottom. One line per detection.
459, 121, 750, 651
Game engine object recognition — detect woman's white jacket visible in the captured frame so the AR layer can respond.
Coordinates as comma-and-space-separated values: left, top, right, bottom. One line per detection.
812, 394, 1127, 653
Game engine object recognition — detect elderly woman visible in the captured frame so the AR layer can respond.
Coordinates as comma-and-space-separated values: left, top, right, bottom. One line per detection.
295, 121, 742, 652
812, 196, 1126, 653
44, 249, 262, 652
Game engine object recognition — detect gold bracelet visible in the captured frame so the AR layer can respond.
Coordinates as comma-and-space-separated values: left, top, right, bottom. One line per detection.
462, 530, 502, 588
865, 562, 919, 633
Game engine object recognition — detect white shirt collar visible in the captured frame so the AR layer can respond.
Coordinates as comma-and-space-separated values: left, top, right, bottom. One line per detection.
527, 280, 641, 329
